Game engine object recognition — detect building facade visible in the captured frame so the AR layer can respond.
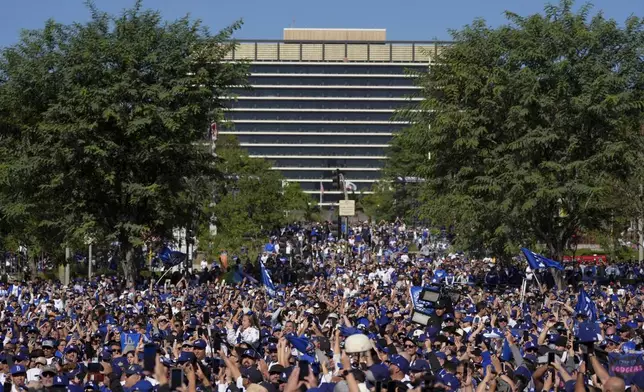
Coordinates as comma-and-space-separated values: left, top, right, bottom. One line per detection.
222, 29, 448, 205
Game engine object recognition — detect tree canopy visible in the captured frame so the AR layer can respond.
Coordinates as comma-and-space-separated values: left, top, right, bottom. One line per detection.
388, 0, 644, 261
197, 136, 314, 260
0, 2, 249, 283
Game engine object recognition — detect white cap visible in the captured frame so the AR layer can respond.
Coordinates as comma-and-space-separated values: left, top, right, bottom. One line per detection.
344, 334, 372, 353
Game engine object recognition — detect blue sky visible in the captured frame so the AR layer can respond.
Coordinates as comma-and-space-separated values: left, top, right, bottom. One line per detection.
0, 0, 640, 48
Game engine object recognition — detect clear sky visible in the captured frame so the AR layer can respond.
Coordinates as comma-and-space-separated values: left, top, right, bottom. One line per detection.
0, 0, 640, 48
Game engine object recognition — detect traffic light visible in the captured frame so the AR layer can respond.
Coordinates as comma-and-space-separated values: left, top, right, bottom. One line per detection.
332, 169, 341, 190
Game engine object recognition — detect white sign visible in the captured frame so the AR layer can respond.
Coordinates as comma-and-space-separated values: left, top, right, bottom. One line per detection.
339, 200, 355, 216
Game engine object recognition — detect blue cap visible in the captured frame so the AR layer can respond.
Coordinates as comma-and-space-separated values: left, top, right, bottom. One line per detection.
435, 352, 447, 360
132, 380, 154, 392
177, 352, 196, 363
368, 363, 389, 381
524, 341, 537, 350
112, 358, 128, 369
84, 382, 99, 391
54, 375, 69, 386
410, 359, 430, 372
241, 349, 258, 359
192, 339, 207, 349
65, 345, 80, 354
389, 355, 410, 374
441, 373, 460, 391
10, 365, 26, 375
15, 352, 29, 362
125, 364, 143, 376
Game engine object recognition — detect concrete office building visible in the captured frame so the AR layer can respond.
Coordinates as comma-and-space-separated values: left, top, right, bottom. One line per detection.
222, 28, 449, 205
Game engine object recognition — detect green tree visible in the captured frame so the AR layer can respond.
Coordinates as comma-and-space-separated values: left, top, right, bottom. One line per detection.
196, 136, 310, 260
0, 2, 248, 284
392, 0, 643, 262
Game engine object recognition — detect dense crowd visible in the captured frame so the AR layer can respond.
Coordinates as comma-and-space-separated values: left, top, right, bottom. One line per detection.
0, 222, 642, 392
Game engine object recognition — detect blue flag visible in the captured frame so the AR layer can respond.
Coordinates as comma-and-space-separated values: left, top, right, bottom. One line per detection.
260, 261, 276, 297
285, 333, 314, 354
409, 286, 434, 315
574, 288, 598, 321
521, 248, 564, 271
120, 332, 141, 351
159, 247, 186, 267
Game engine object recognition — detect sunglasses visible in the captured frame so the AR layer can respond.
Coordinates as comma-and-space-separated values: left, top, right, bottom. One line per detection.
405, 344, 416, 348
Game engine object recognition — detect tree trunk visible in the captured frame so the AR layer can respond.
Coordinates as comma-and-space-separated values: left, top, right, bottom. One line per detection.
27, 255, 38, 280
120, 241, 138, 288
550, 247, 566, 290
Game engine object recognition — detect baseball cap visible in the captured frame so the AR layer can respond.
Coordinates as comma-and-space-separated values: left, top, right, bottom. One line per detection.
192, 339, 207, 349
125, 364, 143, 376
132, 380, 154, 392
53, 375, 69, 387
65, 345, 80, 354
389, 355, 410, 374
177, 352, 196, 364
410, 359, 430, 372
241, 349, 258, 359
10, 365, 26, 375
42, 340, 55, 348
269, 365, 285, 374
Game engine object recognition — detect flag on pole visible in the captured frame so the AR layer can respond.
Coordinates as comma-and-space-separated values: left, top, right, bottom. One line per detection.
320, 181, 324, 204
159, 247, 186, 268
574, 288, 598, 321
260, 261, 276, 297
521, 248, 564, 271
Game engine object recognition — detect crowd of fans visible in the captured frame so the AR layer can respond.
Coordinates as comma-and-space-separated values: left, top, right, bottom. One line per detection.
0, 222, 642, 392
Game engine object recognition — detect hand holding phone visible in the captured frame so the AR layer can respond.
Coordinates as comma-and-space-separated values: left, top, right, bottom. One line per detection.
298, 360, 310, 381
170, 368, 184, 390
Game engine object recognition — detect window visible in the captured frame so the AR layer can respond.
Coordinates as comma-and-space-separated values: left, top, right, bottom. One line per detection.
222, 122, 402, 133
248, 75, 416, 87
235, 134, 392, 145
227, 111, 395, 122
230, 99, 415, 110
230, 87, 418, 98
250, 64, 427, 75
245, 146, 388, 157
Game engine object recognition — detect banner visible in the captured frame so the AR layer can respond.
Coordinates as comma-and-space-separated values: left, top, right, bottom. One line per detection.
410, 286, 434, 315
121, 332, 141, 352
608, 353, 644, 385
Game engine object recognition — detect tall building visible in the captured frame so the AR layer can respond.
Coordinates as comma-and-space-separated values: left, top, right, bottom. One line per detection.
222, 29, 448, 205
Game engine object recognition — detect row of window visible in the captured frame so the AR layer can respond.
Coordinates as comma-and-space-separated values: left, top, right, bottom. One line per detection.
235, 135, 392, 145
249, 64, 427, 75
294, 181, 375, 192
274, 170, 381, 180
231, 87, 418, 98
228, 99, 415, 110
222, 123, 403, 133
267, 158, 385, 168
247, 76, 417, 87
226, 111, 400, 122
245, 146, 388, 156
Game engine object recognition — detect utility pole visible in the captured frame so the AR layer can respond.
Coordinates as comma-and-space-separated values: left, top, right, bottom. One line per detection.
637, 184, 644, 263
64, 247, 71, 285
